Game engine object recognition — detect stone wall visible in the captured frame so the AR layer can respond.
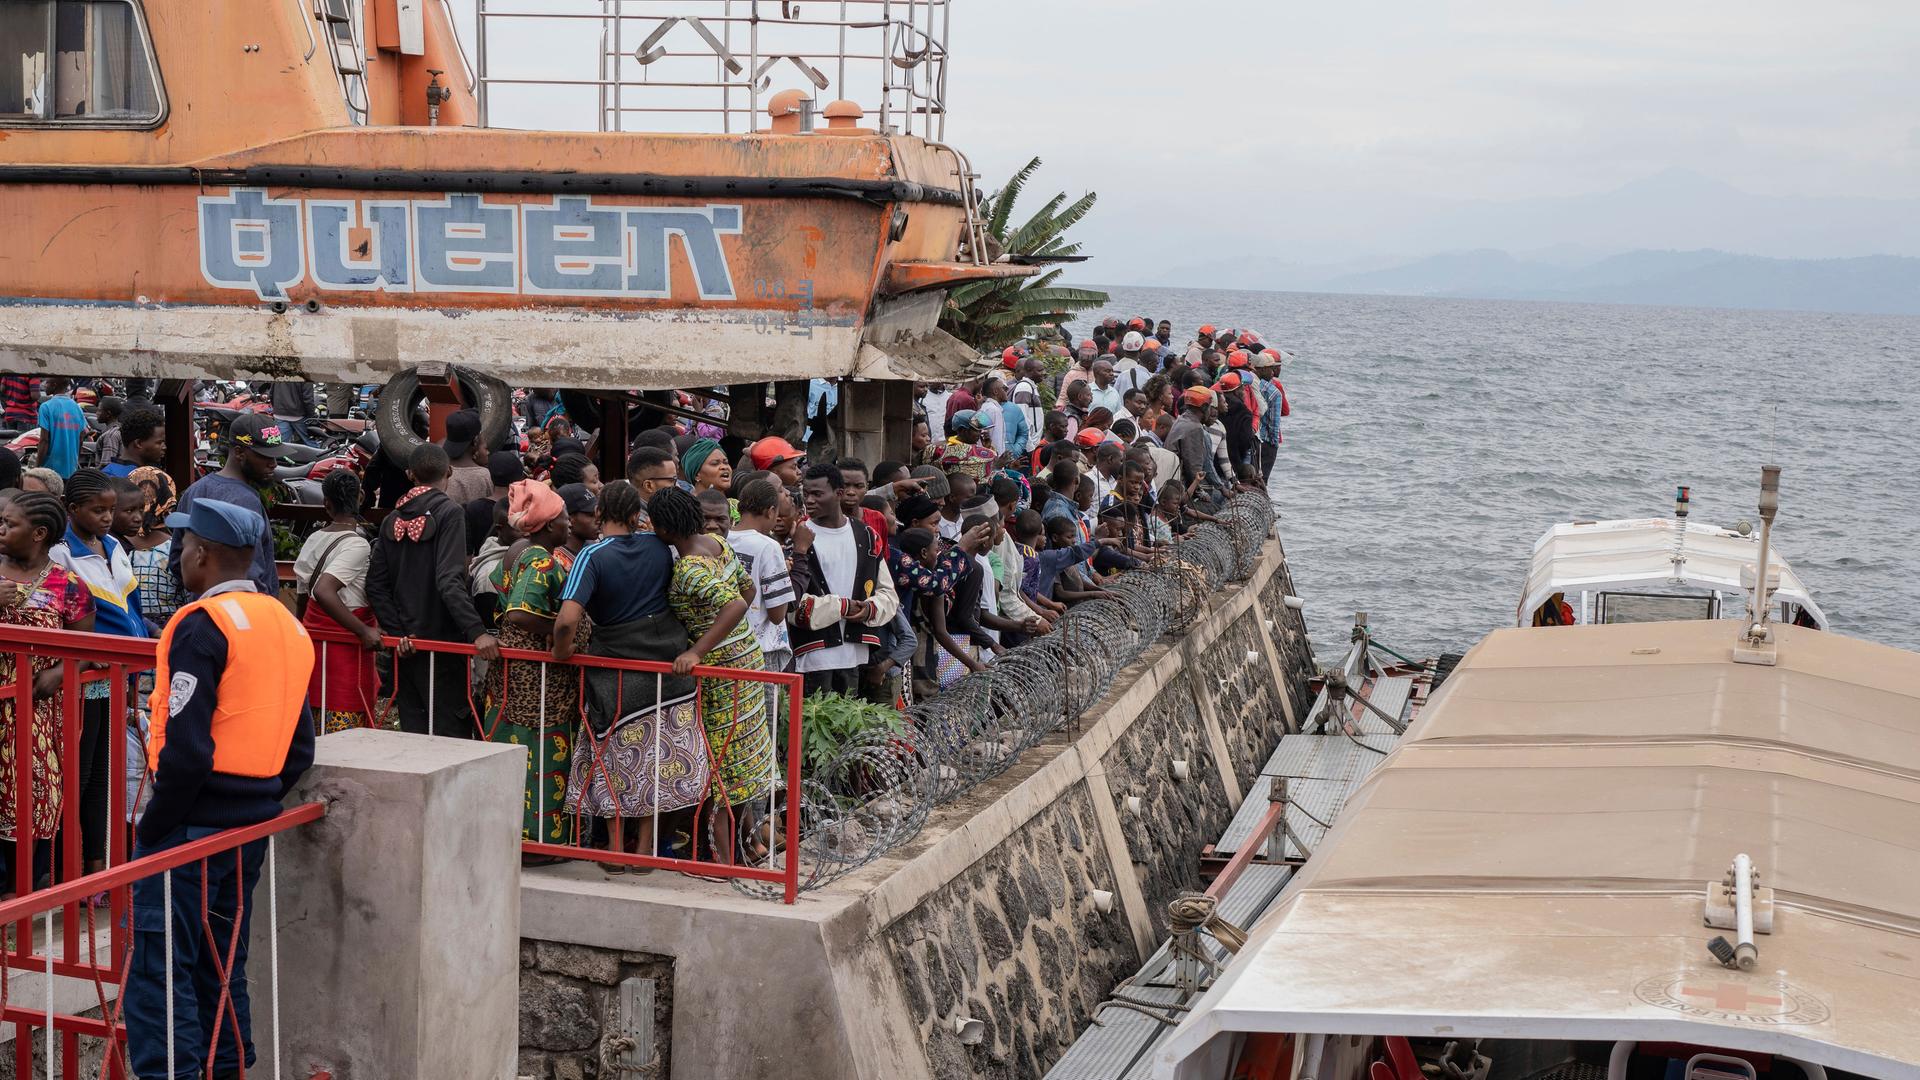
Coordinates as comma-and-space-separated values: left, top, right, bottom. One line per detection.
517, 537, 1318, 1080
1260, 538, 1321, 724
517, 942, 675, 1080
882, 787, 1139, 1080
1094, 669, 1234, 939
1200, 611, 1294, 793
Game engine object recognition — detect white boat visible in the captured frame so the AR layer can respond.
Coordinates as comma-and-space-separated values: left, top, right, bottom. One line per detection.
1149, 470, 1920, 1080
1518, 485, 1826, 631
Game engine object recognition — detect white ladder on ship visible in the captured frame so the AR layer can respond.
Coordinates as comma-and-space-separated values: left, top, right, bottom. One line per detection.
314, 0, 370, 124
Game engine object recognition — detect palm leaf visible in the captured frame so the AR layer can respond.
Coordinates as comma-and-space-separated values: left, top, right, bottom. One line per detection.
939, 158, 1108, 351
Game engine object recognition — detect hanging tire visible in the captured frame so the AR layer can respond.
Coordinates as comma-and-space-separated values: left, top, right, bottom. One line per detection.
374, 367, 513, 467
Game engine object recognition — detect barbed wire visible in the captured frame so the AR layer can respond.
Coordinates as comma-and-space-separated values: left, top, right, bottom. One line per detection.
733, 492, 1277, 898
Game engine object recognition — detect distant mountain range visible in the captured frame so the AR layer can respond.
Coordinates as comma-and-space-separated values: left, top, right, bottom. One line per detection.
1152, 248, 1920, 316
1142, 169, 1920, 316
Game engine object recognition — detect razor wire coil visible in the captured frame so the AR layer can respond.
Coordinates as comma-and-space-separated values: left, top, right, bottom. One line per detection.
734, 492, 1279, 897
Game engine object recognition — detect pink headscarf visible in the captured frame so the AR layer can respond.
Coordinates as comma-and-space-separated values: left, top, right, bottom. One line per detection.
507, 479, 566, 533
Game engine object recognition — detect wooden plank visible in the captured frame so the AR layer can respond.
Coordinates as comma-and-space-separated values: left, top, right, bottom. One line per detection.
618, 976, 657, 1073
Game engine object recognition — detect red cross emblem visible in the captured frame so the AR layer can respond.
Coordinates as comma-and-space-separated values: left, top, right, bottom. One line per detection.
1679, 983, 1784, 1013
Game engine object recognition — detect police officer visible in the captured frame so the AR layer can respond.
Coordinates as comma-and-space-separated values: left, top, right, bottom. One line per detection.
125, 499, 315, 1080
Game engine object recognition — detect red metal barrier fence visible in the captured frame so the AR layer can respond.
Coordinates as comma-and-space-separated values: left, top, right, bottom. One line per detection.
0, 803, 322, 1079
0, 617, 803, 1071
2, 618, 803, 909
304, 630, 805, 901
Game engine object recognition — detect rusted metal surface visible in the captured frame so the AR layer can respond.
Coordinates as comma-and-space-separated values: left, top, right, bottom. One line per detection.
0, 1, 1019, 388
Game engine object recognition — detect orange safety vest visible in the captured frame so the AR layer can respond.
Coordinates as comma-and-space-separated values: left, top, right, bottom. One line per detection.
147, 590, 314, 777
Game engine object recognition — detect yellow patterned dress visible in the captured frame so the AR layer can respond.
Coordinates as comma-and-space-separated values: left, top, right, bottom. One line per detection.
666, 544, 775, 807
480, 545, 584, 844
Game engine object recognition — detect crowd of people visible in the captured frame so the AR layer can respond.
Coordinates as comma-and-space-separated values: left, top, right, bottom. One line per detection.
0, 315, 1288, 866
0, 316, 1287, 1076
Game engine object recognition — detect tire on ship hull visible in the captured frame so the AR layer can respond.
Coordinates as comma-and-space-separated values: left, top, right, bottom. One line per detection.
374, 367, 512, 466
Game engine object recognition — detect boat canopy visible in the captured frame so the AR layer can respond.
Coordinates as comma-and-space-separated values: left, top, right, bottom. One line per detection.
1518, 517, 1827, 629
1156, 620, 1920, 1080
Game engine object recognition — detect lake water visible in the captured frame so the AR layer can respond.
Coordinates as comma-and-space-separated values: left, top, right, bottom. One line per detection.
1073, 287, 1920, 660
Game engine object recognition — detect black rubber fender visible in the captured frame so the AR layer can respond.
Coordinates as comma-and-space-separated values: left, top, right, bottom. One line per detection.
374, 367, 512, 467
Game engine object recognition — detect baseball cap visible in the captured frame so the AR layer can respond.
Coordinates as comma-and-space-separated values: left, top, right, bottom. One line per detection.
1121, 331, 1144, 352
227, 413, 295, 460
1198, 324, 1216, 337
1127, 317, 1146, 330
1074, 427, 1105, 447
442, 409, 482, 458
557, 482, 598, 516
950, 408, 977, 430
1252, 351, 1280, 369
488, 453, 528, 486
1076, 339, 1097, 354
748, 436, 803, 470
165, 498, 265, 549
1227, 350, 1250, 369
966, 410, 994, 431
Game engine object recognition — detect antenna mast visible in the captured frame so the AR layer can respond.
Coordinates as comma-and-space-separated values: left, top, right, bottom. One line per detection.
1732, 465, 1782, 666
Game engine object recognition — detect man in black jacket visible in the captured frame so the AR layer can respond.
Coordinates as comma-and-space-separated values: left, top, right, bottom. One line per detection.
367, 443, 500, 736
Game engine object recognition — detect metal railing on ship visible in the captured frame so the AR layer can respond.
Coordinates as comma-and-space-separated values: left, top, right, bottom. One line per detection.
472, 0, 954, 137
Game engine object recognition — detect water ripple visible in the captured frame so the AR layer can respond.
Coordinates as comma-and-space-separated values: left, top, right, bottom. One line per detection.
1080, 287, 1920, 658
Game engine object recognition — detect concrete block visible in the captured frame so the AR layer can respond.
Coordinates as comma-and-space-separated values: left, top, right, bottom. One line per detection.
255, 730, 525, 1080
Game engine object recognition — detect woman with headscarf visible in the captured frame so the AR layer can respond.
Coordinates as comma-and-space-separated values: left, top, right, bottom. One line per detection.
681, 438, 737, 524
479, 480, 587, 852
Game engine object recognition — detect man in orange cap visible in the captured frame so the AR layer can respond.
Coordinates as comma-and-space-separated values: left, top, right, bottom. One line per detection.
1168, 386, 1223, 501
749, 435, 806, 489
1213, 370, 1259, 473
1187, 325, 1216, 367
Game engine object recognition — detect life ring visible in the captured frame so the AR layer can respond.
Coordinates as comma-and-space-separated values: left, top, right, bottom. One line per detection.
373, 367, 512, 466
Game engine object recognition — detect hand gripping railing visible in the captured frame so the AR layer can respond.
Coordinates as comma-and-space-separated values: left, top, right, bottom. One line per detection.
302, 628, 806, 902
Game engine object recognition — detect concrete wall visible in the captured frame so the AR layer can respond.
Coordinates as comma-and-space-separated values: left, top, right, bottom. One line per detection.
517, 535, 1318, 1080
259, 732, 524, 1080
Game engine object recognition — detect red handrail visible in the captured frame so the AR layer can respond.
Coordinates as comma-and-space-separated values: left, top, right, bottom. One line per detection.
3, 618, 807, 903
0, 802, 325, 927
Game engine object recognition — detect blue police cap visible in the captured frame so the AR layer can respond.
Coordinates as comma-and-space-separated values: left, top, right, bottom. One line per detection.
165, 499, 265, 548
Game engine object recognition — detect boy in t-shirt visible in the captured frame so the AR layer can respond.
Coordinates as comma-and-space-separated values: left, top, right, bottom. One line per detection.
36, 376, 89, 479
726, 477, 798, 672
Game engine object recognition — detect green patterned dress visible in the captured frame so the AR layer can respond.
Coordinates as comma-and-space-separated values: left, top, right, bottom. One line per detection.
481, 545, 585, 844
667, 543, 775, 806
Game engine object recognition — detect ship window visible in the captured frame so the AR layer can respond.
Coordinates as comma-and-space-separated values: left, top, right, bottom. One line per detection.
1596, 591, 1717, 625
0, 1, 163, 125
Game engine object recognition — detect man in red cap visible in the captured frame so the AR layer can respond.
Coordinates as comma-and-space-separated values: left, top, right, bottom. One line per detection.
749, 435, 806, 489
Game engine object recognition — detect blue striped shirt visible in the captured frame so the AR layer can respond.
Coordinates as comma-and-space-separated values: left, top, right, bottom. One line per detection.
560, 533, 672, 626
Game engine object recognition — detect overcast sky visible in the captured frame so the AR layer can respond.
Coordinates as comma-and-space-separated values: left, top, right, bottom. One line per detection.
465, 2, 1920, 271
941, 0, 1920, 269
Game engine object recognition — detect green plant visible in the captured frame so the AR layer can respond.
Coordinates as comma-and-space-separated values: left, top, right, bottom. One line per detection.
939, 156, 1110, 352
787, 692, 906, 794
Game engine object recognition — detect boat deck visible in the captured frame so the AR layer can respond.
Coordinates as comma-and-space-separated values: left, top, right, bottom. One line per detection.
1044, 648, 1428, 1079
